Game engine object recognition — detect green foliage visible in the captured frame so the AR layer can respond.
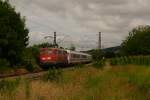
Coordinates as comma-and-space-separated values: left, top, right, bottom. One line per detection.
33, 42, 54, 48
75, 63, 84, 68
24, 79, 30, 98
0, 0, 29, 66
127, 74, 150, 94
121, 25, 150, 55
0, 59, 10, 71
110, 56, 150, 66
43, 67, 63, 82
21, 48, 39, 72
103, 51, 116, 58
0, 78, 20, 94
69, 44, 76, 51
85, 75, 102, 89
93, 58, 106, 69
90, 49, 102, 60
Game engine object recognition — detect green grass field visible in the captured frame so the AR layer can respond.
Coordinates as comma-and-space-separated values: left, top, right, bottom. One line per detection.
0, 64, 150, 100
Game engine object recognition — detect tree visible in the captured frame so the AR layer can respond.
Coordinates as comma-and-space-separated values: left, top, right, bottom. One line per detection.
121, 25, 150, 55
35, 42, 54, 48
69, 44, 76, 51
0, 0, 29, 66
86, 49, 102, 60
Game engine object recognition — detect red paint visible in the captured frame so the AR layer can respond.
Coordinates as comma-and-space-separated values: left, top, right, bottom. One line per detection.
39, 48, 68, 65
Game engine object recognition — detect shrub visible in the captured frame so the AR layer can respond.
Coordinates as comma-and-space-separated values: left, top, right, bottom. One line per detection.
21, 48, 39, 72
24, 79, 30, 98
110, 56, 150, 66
0, 78, 20, 94
0, 59, 10, 71
93, 58, 106, 69
75, 63, 84, 68
43, 67, 63, 82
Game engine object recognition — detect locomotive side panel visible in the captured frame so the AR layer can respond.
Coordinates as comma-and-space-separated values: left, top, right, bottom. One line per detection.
39, 48, 68, 66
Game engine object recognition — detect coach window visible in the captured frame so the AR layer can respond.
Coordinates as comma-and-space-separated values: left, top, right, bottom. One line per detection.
72, 54, 76, 58
71, 54, 74, 58
82, 55, 86, 58
63, 51, 67, 55
76, 54, 79, 58
65, 51, 67, 54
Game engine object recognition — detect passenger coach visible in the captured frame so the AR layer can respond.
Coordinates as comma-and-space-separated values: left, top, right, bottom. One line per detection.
67, 50, 92, 64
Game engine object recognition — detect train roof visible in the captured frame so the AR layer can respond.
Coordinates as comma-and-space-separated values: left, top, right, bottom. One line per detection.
39, 48, 91, 56
66, 50, 91, 56
40, 48, 66, 51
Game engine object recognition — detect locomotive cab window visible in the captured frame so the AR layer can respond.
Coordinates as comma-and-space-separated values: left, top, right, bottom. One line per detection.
40, 49, 52, 54
47, 49, 52, 54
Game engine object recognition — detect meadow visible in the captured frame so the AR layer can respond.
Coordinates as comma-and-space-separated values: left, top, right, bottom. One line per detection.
0, 63, 150, 100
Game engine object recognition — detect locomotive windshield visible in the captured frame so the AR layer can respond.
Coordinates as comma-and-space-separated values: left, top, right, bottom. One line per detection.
40, 48, 52, 55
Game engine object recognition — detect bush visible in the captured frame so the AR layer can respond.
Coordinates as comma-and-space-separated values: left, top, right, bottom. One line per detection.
93, 58, 106, 69
0, 59, 10, 71
75, 63, 84, 68
21, 48, 39, 72
43, 67, 63, 82
110, 56, 150, 66
24, 79, 31, 98
0, 78, 20, 94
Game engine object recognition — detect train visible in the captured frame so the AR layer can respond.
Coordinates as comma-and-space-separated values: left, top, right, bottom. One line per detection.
39, 48, 92, 67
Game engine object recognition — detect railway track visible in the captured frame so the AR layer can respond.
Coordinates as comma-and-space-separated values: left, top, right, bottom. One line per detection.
0, 63, 92, 80
0, 71, 45, 80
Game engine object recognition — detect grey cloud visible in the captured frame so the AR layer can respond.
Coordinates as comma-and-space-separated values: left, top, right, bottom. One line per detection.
9, 0, 150, 50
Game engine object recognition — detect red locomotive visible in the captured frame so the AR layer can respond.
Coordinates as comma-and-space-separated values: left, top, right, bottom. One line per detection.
39, 48, 68, 66
39, 48, 92, 67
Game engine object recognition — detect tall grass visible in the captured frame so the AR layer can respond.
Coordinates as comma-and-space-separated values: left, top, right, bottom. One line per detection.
24, 79, 31, 98
42, 67, 63, 82
0, 78, 20, 95
0, 65, 150, 100
110, 56, 150, 66
93, 57, 106, 69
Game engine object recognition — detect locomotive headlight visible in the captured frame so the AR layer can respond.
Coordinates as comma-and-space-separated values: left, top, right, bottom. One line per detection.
41, 57, 46, 60
47, 57, 51, 60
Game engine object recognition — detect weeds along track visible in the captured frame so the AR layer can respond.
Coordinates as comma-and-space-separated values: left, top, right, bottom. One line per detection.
0, 64, 88, 80
0, 71, 47, 80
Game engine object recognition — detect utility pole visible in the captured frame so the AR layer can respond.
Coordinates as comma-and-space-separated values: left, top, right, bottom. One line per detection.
98, 32, 101, 49
54, 32, 57, 47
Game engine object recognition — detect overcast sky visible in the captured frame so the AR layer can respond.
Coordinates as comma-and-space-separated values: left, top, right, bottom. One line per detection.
10, 0, 150, 50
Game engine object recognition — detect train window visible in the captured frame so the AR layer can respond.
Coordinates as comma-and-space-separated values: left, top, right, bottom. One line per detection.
65, 51, 67, 54
62, 51, 67, 55
71, 54, 80, 58
40, 49, 52, 54
81, 55, 87, 58
47, 49, 52, 54
76, 54, 80, 58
